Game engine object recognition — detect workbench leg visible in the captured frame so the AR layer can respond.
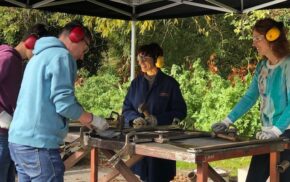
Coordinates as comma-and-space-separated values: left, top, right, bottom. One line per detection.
99, 153, 143, 182
90, 147, 98, 182
64, 149, 88, 170
208, 165, 226, 182
196, 161, 208, 182
270, 151, 280, 182
100, 149, 140, 182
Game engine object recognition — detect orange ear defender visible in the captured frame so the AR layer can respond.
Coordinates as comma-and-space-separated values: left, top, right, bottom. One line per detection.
24, 34, 38, 49
266, 27, 280, 42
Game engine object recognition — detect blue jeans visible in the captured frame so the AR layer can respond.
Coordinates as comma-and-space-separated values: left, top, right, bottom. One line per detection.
9, 143, 64, 182
0, 133, 15, 182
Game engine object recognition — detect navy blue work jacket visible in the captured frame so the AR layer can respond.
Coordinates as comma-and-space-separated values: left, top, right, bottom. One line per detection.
122, 70, 187, 126
122, 70, 187, 182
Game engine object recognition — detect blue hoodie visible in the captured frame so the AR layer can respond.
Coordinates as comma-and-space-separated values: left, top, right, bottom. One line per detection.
9, 37, 84, 149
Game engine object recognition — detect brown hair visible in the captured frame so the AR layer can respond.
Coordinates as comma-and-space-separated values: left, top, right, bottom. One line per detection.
253, 18, 289, 58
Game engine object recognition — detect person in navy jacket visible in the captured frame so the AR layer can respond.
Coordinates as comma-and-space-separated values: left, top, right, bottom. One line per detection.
122, 43, 187, 182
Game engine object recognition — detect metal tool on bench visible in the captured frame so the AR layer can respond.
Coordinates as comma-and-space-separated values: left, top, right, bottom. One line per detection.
138, 103, 150, 118
107, 131, 137, 166
62, 126, 88, 160
212, 124, 238, 142
106, 111, 124, 130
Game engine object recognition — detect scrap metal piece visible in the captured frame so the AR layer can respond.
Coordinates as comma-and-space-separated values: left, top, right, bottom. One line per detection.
154, 131, 170, 143
277, 160, 290, 173
108, 131, 136, 166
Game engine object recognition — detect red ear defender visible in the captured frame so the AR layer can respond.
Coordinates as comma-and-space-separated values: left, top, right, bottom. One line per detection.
24, 34, 38, 49
69, 26, 85, 43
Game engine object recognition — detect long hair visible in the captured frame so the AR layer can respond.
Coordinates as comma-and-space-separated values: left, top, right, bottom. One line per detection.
253, 18, 289, 58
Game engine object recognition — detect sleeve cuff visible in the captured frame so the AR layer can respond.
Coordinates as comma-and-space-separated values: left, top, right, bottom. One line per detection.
272, 126, 282, 136
222, 117, 233, 126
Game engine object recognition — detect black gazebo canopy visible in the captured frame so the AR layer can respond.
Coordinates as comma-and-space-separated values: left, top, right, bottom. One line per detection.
0, 0, 289, 20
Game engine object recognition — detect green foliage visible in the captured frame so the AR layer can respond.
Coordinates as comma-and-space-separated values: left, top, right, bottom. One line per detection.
168, 59, 260, 137
75, 71, 129, 117
177, 157, 251, 177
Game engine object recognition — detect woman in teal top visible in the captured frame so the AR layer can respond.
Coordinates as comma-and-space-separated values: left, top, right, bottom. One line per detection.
212, 18, 290, 181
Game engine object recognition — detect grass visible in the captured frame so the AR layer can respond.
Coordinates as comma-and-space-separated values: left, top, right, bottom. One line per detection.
176, 157, 251, 177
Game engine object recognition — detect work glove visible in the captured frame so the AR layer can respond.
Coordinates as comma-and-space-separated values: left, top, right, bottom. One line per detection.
132, 117, 147, 126
0, 111, 12, 129
211, 117, 232, 133
256, 126, 282, 140
145, 115, 157, 126
91, 115, 109, 131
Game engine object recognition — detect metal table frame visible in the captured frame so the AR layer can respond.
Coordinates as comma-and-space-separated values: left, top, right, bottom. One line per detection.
88, 137, 288, 182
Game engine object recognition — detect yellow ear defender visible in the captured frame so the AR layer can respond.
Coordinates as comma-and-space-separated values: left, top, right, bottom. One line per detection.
155, 56, 164, 68
266, 27, 280, 42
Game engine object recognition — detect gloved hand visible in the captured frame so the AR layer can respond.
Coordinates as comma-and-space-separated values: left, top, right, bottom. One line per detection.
133, 117, 147, 126
256, 126, 282, 140
0, 111, 12, 129
145, 115, 157, 126
91, 115, 109, 131
211, 117, 232, 133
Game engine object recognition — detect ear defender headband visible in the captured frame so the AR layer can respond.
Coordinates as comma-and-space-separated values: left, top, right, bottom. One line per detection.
155, 56, 164, 68
24, 34, 38, 49
265, 27, 281, 42
69, 26, 85, 43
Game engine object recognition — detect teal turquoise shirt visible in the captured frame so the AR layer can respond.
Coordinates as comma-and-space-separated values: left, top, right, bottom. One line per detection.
9, 37, 84, 149
228, 56, 290, 133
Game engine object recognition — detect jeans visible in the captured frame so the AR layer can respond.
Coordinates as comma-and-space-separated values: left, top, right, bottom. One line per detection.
0, 133, 15, 182
9, 143, 64, 182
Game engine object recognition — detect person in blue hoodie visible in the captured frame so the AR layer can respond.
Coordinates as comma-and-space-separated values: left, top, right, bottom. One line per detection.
0, 24, 48, 182
8, 21, 109, 182
122, 43, 187, 182
211, 18, 290, 182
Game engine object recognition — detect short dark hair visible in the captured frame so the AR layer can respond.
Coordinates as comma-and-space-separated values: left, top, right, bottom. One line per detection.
22, 23, 49, 41
60, 20, 92, 42
137, 42, 163, 63
253, 18, 289, 58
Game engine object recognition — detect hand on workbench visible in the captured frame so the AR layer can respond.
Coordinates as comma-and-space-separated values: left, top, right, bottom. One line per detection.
211, 117, 232, 133
145, 115, 157, 126
256, 126, 282, 140
133, 117, 147, 126
91, 115, 109, 131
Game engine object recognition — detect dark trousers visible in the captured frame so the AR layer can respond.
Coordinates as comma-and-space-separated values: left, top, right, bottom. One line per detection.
246, 130, 290, 182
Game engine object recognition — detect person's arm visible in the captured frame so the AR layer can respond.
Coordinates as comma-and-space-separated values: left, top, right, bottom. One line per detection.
0, 53, 13, 128
49, 54, 84, 120
227, 62, 262, 122
122, 82, 141, 126
0, 53, 13, 113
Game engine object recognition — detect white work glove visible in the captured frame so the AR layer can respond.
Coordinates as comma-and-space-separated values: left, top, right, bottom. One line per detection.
133, 117, 147, 126
211, 117, 232, 133
0, 111, 12, 129
145, 115, 157, 126
256, 126, 282, 140
91, 115, 109, 131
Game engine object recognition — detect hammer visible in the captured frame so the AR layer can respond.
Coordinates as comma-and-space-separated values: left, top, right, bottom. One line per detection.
211, 132, 238, 142
211, 125, 238, 142
138, 103, 150, 117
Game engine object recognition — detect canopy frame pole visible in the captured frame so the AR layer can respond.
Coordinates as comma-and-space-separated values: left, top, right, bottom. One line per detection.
130, 7, 137, 81
243, 0, 287, 13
